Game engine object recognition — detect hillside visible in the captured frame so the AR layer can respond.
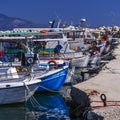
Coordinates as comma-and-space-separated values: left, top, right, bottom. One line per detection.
0, 13, 47, 30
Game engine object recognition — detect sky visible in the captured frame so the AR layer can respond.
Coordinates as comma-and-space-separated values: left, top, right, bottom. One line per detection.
0, 0, 120, 27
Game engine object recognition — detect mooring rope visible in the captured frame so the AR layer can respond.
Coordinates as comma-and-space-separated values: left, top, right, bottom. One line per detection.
23, 81, 35, 101
38, 84, 59, 93
102, 65, 120, 74
23, 81, 43, 108
91, 94, 120, 109
29, 95, 41, 107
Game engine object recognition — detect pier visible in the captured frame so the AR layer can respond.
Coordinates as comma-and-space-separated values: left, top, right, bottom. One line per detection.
74, 38, 120, 119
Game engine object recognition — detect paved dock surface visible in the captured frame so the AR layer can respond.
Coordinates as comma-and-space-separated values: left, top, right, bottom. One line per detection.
74, 39, 120, 119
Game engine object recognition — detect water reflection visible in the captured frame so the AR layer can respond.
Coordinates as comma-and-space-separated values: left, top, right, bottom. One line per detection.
0, 87, 71, 120
26, 92, 70, 120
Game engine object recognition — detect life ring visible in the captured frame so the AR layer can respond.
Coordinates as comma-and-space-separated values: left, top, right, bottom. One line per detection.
27, 57, 34, 64
40, 30, 49, 33
48, 60, 58, 67
73, 46, 77, 51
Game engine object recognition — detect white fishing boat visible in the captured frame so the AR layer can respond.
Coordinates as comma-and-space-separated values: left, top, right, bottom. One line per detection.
0, 66, 41, 105
30, 30, 91, 68
0, 34, 69, 93
0, 29, 91, 68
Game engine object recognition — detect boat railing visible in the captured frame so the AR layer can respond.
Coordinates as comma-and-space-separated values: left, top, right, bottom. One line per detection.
0, 69, 26, 80
0, 61, 21, 67
60, 52, 84, 59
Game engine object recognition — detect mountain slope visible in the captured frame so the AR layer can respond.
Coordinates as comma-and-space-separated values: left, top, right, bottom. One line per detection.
0, 13, 47, 30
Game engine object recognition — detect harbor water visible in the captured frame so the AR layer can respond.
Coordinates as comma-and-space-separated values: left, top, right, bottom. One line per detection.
0, 86, 72, 120
0, 70, 92, 120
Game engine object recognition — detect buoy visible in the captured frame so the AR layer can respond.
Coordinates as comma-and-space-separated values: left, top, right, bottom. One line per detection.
48, 60, 58, 67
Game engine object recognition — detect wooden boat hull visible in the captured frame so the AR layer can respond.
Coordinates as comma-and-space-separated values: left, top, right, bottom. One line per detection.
0, 78, 41, 105
36, 66, 69, 92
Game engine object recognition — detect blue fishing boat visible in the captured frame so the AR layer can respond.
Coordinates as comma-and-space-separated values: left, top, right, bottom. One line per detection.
26, 92, 69, 120
35, 65, 69, 92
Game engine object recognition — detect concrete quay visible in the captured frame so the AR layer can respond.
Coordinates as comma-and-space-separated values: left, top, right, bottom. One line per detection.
74, 39, 120, 119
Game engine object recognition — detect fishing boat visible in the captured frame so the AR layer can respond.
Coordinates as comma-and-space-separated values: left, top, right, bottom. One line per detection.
0, 30, 91, 68
0, 34, 69, 92
29, 30, 91, 68
32, 63, 69, 92
0, 66, 41, 105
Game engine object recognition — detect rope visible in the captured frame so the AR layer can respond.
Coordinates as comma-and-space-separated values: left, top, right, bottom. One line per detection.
92, 100, 120, 103
91, 104, 120, 109
91, 100, 120, 109
23, 81, 45, 109
67, 66, 75, 86
91, 94, 120, 109
29, 95, 41, 107
38, 84, 60, 93
23, 81, 34, 101
102, 66, 120, 74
